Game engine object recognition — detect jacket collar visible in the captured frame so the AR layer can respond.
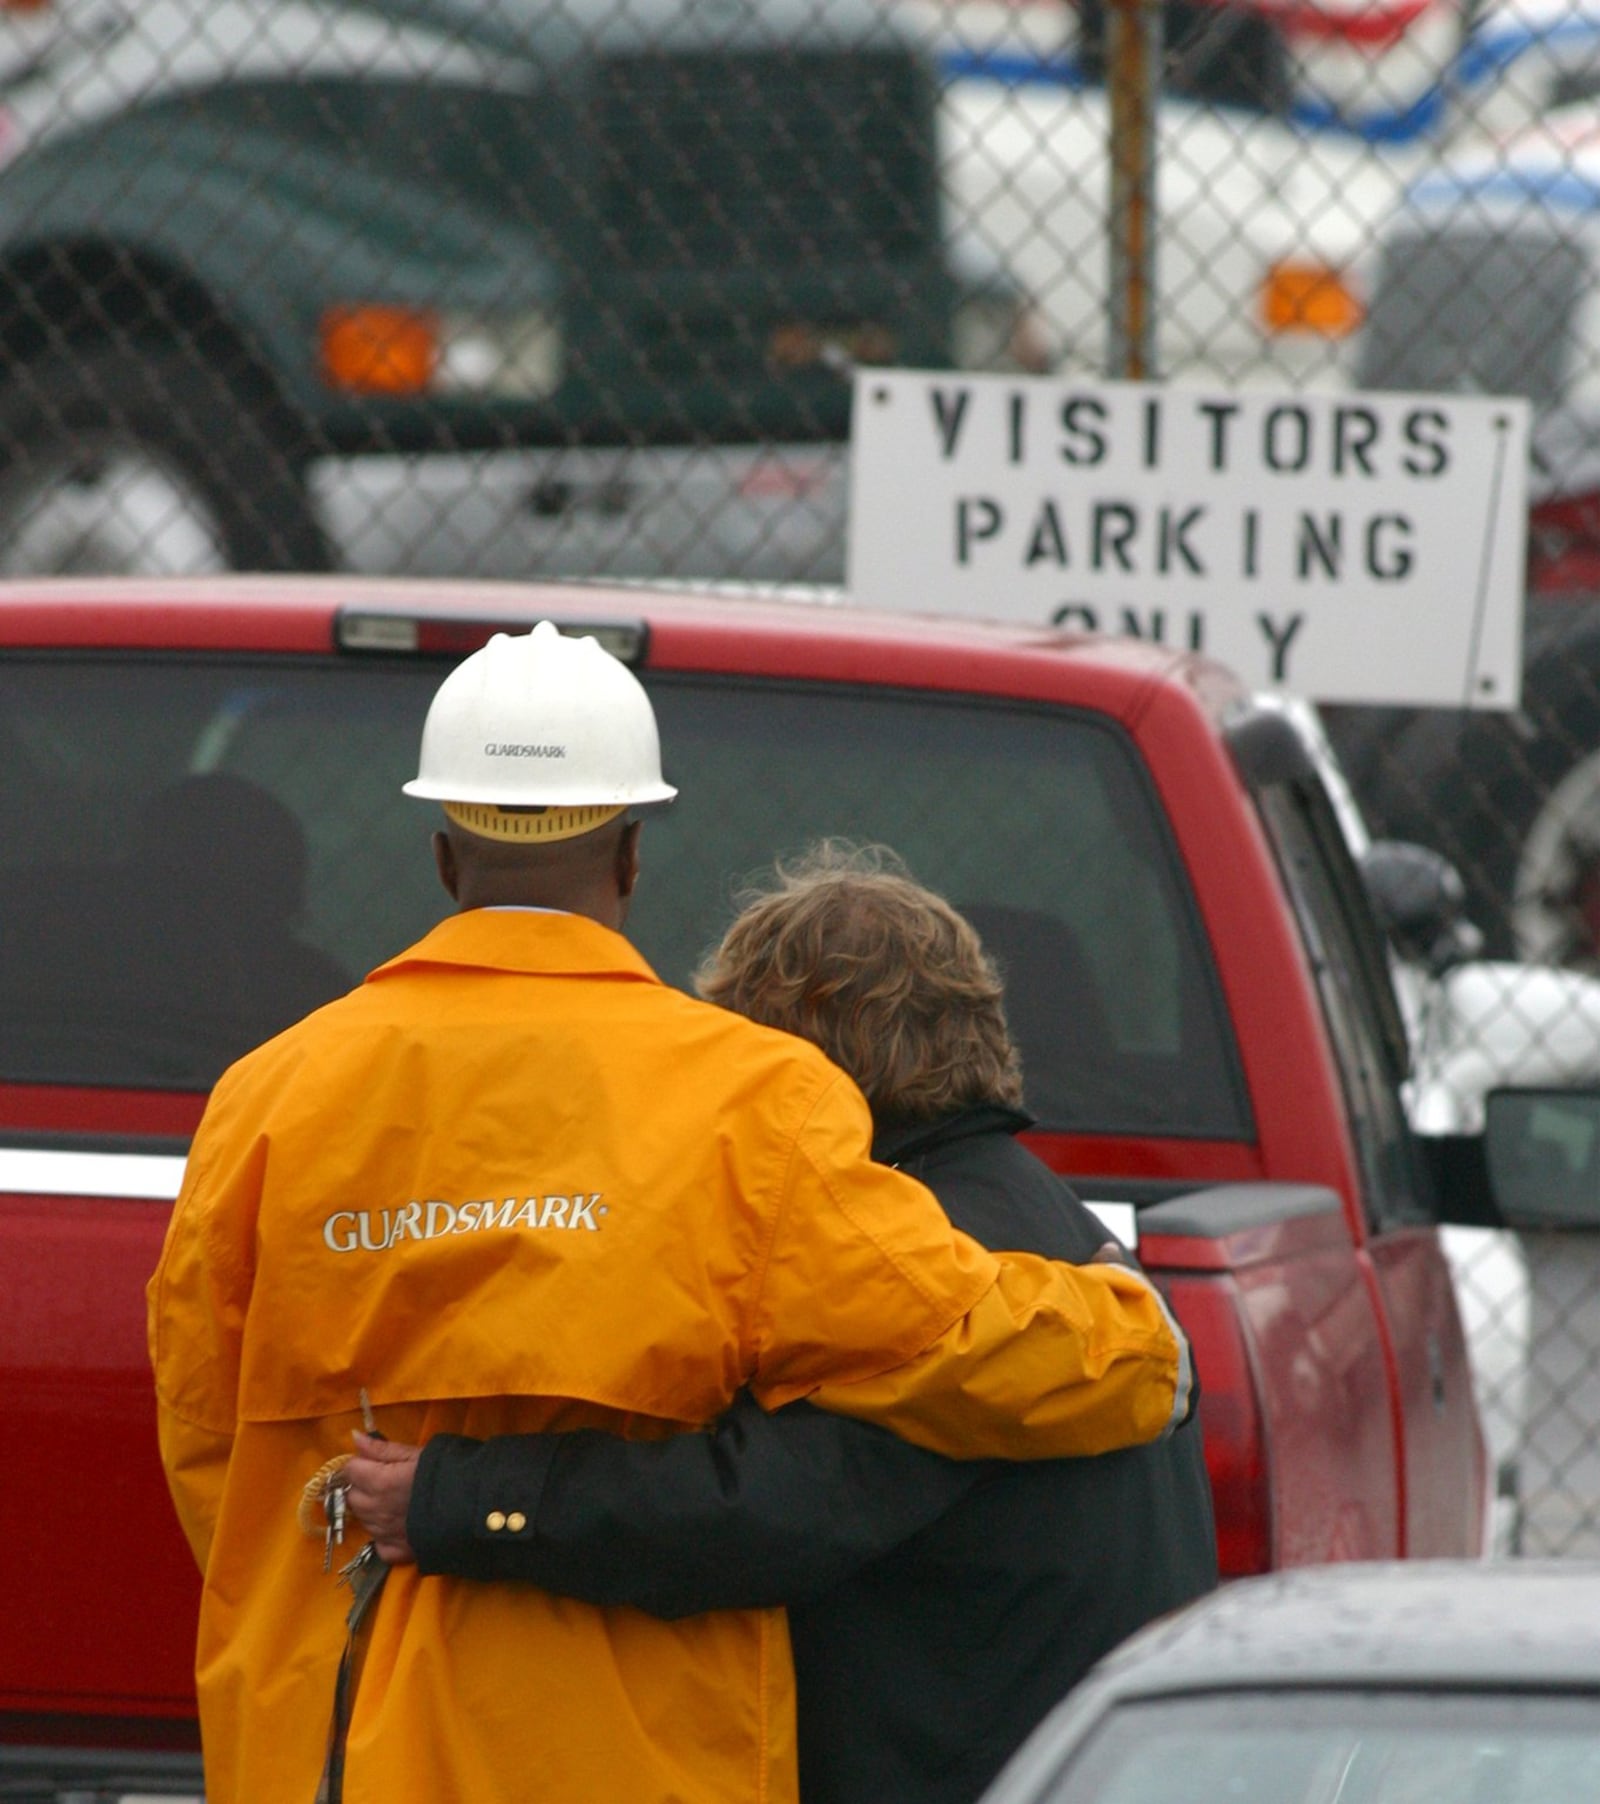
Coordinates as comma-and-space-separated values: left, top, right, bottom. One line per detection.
365, 908, 662, 986
872, 1102, 1035, 1167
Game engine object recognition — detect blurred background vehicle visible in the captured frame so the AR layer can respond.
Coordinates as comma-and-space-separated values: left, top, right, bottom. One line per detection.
0, 0, 1581, 583
934, 0, 1600, 392
1336, 82, 1600, 977
978, 1561, 1600, 1804
935, 0, 1465, 386
0, 0, 1046, 587
1252, 0, 1600, 389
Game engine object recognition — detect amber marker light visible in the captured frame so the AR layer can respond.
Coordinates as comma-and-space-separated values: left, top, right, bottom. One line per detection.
320, 304, 439, 395
1260, 262, 1364, 338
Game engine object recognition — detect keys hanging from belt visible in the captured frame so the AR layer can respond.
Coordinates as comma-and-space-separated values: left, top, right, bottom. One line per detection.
298, 1455, 354, 1573
298, 1390, 387, 1572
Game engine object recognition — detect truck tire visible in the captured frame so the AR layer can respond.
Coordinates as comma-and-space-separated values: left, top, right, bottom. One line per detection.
1362, 602, 1600, 968
0, 346, 330, 574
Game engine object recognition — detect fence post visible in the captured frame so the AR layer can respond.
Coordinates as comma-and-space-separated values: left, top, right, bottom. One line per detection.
1106, 0, 1162, 381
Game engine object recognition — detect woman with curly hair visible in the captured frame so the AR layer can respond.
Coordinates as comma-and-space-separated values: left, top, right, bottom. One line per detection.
350, 843, 1217, 1804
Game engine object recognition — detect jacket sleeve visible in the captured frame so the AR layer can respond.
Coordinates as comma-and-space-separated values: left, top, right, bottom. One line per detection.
145, 1070, 257, 1571
802, 1253, 1194, 1459
748, 1075, 1194, 1458
407, 1394, 980, 1619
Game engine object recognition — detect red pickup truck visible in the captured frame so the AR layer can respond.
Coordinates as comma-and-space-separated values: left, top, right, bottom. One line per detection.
2, 576, 1498, 1796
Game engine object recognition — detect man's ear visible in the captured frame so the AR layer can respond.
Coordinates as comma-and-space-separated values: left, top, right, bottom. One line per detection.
616, 820, 642, 901
433, 828, 460, 902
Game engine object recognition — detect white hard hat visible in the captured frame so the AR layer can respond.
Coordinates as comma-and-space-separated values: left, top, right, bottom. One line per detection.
403, 622, 677, 841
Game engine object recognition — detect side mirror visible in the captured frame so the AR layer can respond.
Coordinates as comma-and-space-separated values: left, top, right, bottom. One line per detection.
1360, 839, 1484, 974
1483, 1089, 1600, 1231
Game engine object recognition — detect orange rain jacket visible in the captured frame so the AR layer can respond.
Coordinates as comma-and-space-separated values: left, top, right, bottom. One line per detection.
148, 910, 1188, 1804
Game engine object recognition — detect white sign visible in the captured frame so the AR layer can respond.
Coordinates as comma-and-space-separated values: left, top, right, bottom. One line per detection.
847, 370, 1530, 709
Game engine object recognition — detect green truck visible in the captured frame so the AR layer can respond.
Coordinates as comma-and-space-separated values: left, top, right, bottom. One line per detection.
0, 0, 1040, 581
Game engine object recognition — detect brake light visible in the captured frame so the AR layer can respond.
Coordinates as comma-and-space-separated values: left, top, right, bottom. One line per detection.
1163, 1273, 1275, 1576
321, 305, 439, 396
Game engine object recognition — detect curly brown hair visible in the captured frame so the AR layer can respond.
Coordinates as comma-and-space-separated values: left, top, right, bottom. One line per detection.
694, 841, 1024, 1122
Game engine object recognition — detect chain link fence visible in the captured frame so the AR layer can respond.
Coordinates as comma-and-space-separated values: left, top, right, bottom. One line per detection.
7, 0, 1600, 1554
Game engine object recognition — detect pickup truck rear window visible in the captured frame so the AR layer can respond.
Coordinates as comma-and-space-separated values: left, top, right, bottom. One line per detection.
0, 656, 1247, 1139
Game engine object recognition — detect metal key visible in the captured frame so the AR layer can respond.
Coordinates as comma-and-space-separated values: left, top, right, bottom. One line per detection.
338, 1540, 383, 1596
323, 1477, 348, 1573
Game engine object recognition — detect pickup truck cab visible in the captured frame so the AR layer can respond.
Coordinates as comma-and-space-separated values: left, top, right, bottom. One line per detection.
2, 575, 1495, 1796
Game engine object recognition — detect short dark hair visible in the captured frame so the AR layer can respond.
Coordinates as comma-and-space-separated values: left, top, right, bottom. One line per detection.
695, 841, 1023, 1121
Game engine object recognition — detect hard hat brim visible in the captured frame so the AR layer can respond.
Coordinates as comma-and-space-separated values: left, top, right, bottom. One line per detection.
403, 776, 679, 806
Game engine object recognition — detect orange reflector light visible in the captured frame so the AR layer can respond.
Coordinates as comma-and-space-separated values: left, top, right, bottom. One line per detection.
1260, 263, 1364, 338
320, 305, 438, 395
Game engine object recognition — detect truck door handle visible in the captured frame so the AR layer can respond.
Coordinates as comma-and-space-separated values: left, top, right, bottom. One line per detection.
1428, 1333, 1447, 1413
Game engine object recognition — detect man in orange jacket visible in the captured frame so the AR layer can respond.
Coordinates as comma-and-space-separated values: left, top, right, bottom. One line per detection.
148, 620, 1192, 1804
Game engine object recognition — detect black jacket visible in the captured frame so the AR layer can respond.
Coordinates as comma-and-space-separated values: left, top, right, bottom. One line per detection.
409, 1106, 1218, 1804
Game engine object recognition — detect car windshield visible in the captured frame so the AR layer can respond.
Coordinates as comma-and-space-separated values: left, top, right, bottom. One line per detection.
0, 653, 1246, 1138
1043, 1690, 1600, 1804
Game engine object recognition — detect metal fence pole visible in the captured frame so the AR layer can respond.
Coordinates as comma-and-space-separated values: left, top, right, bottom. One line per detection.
1106, 0, 1163, 381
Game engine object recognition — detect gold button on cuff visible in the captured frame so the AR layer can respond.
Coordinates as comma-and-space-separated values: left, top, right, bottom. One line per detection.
506, 1511, 528, 1533
485, 1510, 507, 1532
